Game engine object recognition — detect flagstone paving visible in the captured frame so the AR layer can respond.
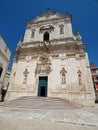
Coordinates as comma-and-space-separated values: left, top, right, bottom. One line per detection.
0, 97, 98, 130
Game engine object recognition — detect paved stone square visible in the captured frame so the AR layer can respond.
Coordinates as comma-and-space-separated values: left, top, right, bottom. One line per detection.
0, 97, 98, 130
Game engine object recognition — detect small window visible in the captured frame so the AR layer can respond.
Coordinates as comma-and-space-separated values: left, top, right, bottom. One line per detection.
43, 32, 49, 41
0, 67, 3, 78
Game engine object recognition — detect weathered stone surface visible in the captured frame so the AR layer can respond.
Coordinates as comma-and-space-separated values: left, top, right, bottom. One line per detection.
5, 11, 95, 106
0, 35, 11, 100
0, 102, 98, 130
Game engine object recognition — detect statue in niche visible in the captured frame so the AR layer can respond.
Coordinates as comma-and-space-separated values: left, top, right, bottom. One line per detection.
78, 74, 82, 85
39, 54, 48, 64
31, 29, 35, 38
59, 25, 64, 34
61, 73, 66, 84
23, 68, 29, 84
77, 69, 82, 85
60, 67, 67, 84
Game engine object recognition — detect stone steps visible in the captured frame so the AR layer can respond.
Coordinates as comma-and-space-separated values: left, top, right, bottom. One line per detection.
2, 96, 78, 109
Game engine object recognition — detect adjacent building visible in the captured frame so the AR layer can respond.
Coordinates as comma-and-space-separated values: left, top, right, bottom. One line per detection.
0, 35, 11, 100
90, 63, 98, 99
6, 10, 95, 106
3, 68, 11, 90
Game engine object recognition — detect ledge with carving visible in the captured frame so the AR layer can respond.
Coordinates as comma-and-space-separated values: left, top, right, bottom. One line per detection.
39, 25, 54, 33
14, 42, 86, 59
20, 37, 81, 47
35, 67, 51, 75
50, 37, 76, 43
78, 52, 86, 58
14, 54, 39, 62
23, 40, 85, 49
66, 51, 86, 59
66, 51, 76, 57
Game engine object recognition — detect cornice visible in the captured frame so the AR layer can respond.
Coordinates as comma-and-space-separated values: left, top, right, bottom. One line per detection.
26, 17, 71, 29
22, 37, 77, 47
15, 43, 85, 57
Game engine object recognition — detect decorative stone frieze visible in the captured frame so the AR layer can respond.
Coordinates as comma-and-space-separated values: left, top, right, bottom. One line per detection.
39, 25, 54, 33
18, 56, 26, 60
31, 55, 38, 59
51, 54, 59, 58
66, 51, 76, 57
35, 54, 51, 75
79, 52, 86, 58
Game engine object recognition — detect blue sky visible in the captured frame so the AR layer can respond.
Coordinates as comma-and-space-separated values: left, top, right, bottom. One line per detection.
0, 0, 98, 68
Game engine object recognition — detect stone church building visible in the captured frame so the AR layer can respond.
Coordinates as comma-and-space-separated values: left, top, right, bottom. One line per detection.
6, 10, 95, 106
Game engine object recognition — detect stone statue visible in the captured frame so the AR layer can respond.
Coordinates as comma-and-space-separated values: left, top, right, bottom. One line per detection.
77, 69, 82, 85
78, 74, 82, 85
31, 29, 35, 38
23, 68, 29, 84
60, 67, 67, 84
59, 25, 64, 34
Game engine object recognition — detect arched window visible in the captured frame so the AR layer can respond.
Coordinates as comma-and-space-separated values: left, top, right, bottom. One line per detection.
0, 67, 3, 78
43, 32, 49, 41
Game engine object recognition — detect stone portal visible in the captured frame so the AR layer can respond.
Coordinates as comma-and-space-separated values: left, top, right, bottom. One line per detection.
38, 77, 48, 97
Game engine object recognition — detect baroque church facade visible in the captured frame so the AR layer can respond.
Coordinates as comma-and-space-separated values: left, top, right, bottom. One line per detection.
6, 10, 95, 106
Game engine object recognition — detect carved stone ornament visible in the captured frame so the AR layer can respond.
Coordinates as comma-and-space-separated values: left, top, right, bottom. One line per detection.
77, 69, 82, 74
79, 53, 85, 58
35, 54, 51, 75
31, 29, 36, 38
31, 55, 38, 59
66, 52, 76, 57
51, 54, 59, 58
39, 54, 49, 64
60, 67, 67, 84
75, 30, 82, 41
18, 56, 26, 60
23, 68, 29, 84
59, 24, 64, 34
77, 69, 82, 85
39, 25, 54, 33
